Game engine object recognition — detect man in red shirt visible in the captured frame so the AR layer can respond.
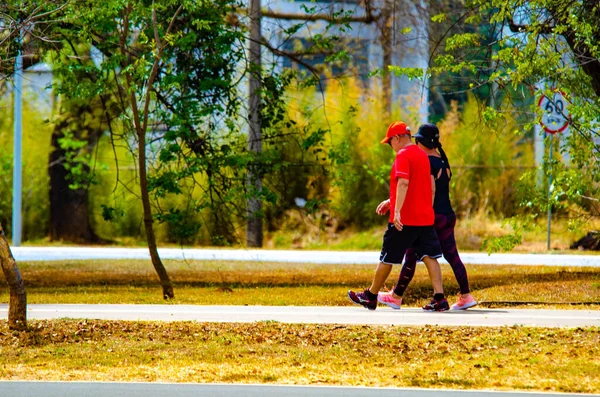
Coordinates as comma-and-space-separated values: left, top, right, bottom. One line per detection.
348, 121, 449, 311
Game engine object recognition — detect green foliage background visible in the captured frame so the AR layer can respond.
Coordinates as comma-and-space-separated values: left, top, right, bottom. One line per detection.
1, 0, 598, 249
0, 97, 52, 241
0, 75, 544, 246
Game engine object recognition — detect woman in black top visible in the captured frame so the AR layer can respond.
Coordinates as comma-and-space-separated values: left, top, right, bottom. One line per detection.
378, 124, 477, 310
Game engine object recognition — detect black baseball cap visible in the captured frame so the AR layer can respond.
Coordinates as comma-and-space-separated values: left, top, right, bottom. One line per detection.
414, 123, 439, 149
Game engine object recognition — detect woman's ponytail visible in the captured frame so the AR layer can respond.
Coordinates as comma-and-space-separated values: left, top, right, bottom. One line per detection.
437, 141, 452, 176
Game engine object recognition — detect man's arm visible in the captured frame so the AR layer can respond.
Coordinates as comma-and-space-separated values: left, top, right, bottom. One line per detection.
376, 199, 390, 215
393, 178, 409, 231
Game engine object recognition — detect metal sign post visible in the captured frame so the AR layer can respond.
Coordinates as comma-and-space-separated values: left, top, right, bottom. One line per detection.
538, 90, 570, 251
546, 138, 552, 251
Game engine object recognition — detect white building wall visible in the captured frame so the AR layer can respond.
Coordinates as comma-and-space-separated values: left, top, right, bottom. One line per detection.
260, 0, 430, 122
4, 62, 54, 116
10, 2, 432, 126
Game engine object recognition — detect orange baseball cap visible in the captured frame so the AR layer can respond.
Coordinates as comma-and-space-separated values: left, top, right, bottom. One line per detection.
380, 121, 411, 144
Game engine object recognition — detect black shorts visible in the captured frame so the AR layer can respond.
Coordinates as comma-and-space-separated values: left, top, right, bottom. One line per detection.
379, 223, 442, 265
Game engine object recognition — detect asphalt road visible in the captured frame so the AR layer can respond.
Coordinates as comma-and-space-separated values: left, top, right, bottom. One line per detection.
1, 382, 598, 397
3, 304, 599, 328
10, 246, 600, 266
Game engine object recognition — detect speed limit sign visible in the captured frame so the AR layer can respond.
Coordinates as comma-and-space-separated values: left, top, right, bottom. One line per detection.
538, 90, 570, 134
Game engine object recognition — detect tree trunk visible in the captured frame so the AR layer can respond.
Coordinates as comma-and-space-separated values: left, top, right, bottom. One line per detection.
48, 102, 104, 244
48, 129, 102, 243
138, 129, 174, 299
247, 0, 263, 248
550, 3, 600, 99
380, 1, 393, 117
119, 3, 175, 299
0, 223, 27, 330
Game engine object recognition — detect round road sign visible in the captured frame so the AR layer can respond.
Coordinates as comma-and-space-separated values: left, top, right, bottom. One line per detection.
538, 90, 570, 134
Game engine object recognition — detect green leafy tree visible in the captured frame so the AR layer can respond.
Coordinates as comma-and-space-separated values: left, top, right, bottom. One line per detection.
0, 1, 69, 330
40, 0, 336, 296
48, 44, 122, 244
54, 0, 251, 298
1, 2, 111, 245
416, 0, 600, 250
0, 0, 251, 298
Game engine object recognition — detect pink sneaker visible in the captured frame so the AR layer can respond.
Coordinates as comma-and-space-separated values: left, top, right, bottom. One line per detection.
377, 291, 402, 309
450, 294, 477, 310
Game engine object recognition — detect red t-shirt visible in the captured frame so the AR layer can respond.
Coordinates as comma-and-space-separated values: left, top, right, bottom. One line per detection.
389, 144, 434, 225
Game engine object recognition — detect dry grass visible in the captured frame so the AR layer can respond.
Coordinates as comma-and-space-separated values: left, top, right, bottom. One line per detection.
1, 260, 599, 308
2, 260, 599, 391
262, 213, 600, 253
23, 213, 600, 253
1, 320, 599, 393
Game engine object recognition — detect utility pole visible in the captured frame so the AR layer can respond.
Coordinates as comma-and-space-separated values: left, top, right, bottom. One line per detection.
247, 0, 263, 247
380, 0, 393, 117
12, 39, 23, 247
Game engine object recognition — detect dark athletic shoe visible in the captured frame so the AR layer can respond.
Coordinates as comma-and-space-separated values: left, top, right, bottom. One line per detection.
348, 290, 377, 310
422, 297, 450, 312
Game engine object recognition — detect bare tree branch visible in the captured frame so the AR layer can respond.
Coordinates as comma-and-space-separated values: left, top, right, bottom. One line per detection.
261, 10, 378, 23
142, 4, 183, 132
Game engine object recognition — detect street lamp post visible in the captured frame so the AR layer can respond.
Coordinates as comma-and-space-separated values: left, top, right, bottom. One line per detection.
12, 43, 23, 247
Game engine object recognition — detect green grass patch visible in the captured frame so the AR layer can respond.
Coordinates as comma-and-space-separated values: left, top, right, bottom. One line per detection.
1, 320, 599, 393
1, 260, 600, 308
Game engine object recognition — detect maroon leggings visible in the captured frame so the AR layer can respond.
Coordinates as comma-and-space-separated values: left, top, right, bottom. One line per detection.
393, 212, 470, 296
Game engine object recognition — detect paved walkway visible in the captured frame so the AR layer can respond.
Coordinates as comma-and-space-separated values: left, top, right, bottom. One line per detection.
10, 247, 600, 266
2, 304, 599, 328
1, 382, 597, 397
3, 305, 599, 396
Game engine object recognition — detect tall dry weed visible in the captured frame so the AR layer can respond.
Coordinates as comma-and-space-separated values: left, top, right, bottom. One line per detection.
283, 76, 427, 229
440, 96, 534, 218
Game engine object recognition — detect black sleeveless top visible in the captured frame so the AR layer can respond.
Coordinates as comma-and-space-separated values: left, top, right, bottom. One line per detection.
429, 156, 454, 215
